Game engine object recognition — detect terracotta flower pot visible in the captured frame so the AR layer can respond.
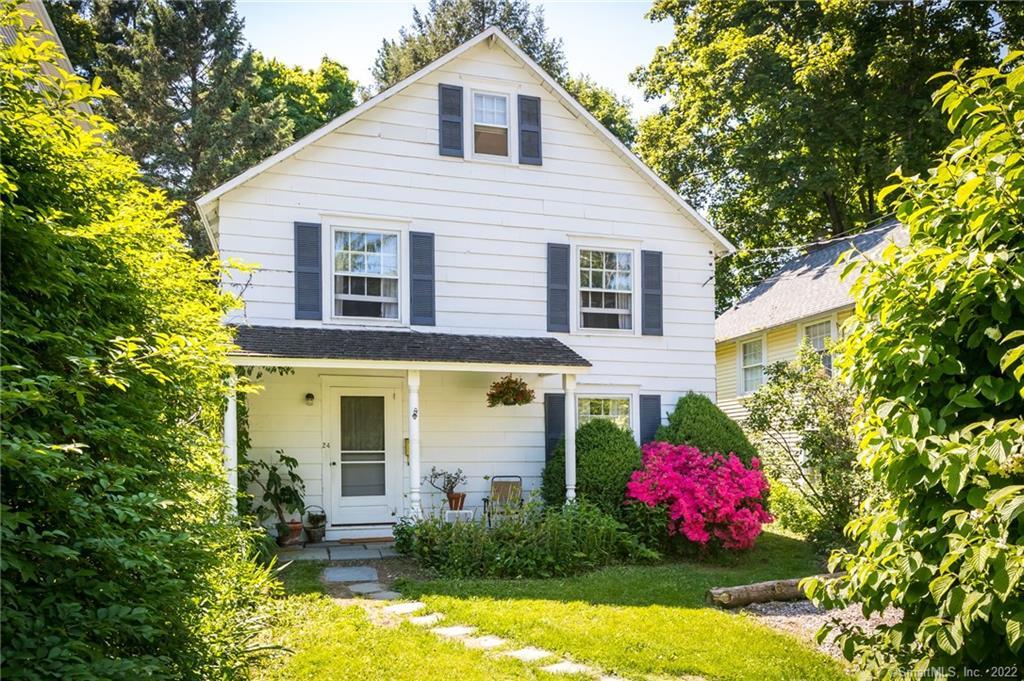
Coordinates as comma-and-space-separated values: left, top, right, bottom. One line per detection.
276, 520, 304, 546
446, 492, 466, 511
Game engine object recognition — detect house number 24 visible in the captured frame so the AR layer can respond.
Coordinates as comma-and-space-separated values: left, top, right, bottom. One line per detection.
411, 408, 419, 420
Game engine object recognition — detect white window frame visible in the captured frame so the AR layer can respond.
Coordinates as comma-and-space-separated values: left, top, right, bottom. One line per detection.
464, 83, 518, 164
320, 214, 410, 328
801, 313, 839, 372
571, 241, 640, 336
576, 393, 635, 436
736, 334, 767, 396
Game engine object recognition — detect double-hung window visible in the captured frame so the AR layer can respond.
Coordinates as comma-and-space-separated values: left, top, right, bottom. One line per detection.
333, 229, 399, 319
804, 320, 833, 373
579, 249, 632, 330
578, 397, 631, 431
740, 338, 765, 394
473, 92, 509, 157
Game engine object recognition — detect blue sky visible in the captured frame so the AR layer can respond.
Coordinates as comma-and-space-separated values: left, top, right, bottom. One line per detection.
235, 1, 673, 115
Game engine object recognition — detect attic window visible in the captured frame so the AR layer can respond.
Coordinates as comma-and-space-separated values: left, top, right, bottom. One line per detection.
473, 92, 508, 157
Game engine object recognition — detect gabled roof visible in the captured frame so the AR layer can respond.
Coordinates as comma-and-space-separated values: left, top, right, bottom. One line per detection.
195, 27, 734, 255
715, 220, 908, 342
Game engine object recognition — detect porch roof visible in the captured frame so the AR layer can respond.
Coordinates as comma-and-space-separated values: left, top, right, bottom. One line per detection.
231, 325, 591, 372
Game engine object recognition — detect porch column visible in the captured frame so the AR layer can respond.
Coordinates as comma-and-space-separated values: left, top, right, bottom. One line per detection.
223, 373, 238, 508
408, 369, 423, 518
563, 373, 577, 502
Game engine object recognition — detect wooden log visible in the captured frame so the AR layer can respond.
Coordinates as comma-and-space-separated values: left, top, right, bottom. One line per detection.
705, 573, 843, 609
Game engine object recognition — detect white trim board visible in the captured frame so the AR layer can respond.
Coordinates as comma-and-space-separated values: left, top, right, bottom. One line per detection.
195, 27, 735, 256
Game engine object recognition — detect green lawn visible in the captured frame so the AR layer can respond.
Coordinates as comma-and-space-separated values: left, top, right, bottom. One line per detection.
399, 531, 848, 681
259, 531, 847, 680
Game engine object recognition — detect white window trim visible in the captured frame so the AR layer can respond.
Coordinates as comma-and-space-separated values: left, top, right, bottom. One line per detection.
575, 391, 638, 441
320, 214, 410, 328
570, 242, 640, 337
736, 334, 767, 397
464, 82, 518, 164
800, 313, 839, 372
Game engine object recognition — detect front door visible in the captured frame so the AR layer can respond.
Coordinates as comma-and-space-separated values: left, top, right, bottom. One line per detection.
326, 386, 402, 527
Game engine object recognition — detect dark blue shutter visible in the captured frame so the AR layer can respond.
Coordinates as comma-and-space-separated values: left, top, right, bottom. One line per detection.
544, 393, 565, 461
547, 243, 570, 332
518, 94, 542, 165
438, 84, 463, 157
294, 221, 321, 320
410, 231, 435, 326
641, 250, 663, 336
639, 394, 662, 444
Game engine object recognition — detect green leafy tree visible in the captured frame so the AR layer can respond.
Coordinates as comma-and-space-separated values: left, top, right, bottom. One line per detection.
372, 0, 567, 89
0, 6, 274, 676
251, 53, 358, 140
564, 74, 637, 147
745, 343, 871, 548
634, 0, 1020, 310
81, 0, 293, 251
804, 54, 1024, 674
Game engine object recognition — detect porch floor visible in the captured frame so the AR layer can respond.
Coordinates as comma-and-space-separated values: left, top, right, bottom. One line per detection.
277, 541, 398, 562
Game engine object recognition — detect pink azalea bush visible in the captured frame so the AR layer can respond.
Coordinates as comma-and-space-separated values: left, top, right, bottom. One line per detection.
626, 442, 772, 550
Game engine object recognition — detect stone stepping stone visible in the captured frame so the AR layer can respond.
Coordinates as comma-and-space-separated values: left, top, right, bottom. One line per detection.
367, 590, 401, 600
431, 625, 477, 638
501, 647, 554, 662
348, 582, 384, 595
409, 613, 443, 626
329, 546, 383, 561
323, 566, 378, 583
383, 601, 425, 615
462, 635, 507, 650
275, 547, 328, 561
540, 660, 596, 675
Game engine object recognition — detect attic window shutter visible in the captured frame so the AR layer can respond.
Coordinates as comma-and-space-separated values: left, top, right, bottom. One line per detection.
518, 94, 542, 165
547, 243, 570, 332
294, 221, 322, 320
410, 231, 436, 326
438, 84, 464, 157
544, 393, 565, 461
639, 394, 661, 444
641, 250, 663, 336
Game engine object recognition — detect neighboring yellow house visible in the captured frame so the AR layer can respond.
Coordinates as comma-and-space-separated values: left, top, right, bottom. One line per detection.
715, 221, 906, 424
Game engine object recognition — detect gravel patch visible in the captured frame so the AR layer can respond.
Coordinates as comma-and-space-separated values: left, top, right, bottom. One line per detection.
743, 599, 901, 659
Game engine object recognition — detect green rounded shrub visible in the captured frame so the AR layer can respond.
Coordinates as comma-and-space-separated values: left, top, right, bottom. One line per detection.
655, 392, 757, 464
541, 419, 641, 515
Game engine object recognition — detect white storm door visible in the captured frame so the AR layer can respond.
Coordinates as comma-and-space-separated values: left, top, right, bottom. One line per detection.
327, 387, 401, 526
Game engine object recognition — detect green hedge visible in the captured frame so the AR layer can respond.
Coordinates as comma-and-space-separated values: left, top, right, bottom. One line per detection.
655, 393, 757, 464
541, 419, 642, 515
394, 501, 657, 578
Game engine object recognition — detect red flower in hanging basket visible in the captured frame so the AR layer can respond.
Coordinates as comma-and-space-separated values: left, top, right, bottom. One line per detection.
486, 374, 535, 407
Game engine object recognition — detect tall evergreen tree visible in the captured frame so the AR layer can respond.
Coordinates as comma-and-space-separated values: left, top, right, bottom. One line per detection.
634, 0, 1021, 310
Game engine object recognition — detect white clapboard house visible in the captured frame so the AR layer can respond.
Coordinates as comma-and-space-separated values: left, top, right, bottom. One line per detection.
197, 28, 734, 539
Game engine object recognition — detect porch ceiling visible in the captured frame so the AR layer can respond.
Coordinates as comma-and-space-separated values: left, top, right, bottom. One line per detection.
230, 325, 591, 373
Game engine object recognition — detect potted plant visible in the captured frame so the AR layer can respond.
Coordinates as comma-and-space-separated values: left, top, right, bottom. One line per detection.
243, 449, 306, 546
304, 505, 327, 544
486, 374, 535, 407
425, 466, 469, 511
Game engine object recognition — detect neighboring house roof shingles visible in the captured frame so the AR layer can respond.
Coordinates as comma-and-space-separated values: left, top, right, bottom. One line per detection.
715, 221, 907, 342
233, 325, 591, 368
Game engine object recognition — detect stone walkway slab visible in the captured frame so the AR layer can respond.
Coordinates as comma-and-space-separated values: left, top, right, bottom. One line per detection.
348, 582, 384, 594
462, 635, 506, 650
409, 613, 443, 626
329, 546, 384, 560
431, 625, 477, 638
367, 590, 402, 600
275, 547, 329, 561
501, 647, 554, 662
323, 566, 378, 583
540, 660, 596, 675
383, 601, 425, 615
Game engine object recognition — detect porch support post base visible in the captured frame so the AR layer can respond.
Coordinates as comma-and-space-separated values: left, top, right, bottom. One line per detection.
408, 369, 422, 518
563, 373, 576, 502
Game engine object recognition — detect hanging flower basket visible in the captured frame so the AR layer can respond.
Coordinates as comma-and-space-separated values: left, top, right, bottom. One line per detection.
486, 374, 535, 407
